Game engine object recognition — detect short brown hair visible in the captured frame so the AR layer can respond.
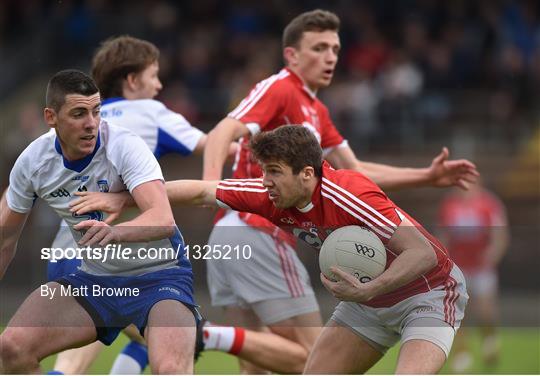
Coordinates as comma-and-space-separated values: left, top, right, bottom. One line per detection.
46, 69, 99, 112
250, 125, 323, 177
91, 35, 159, 99
282, 9, 340, 48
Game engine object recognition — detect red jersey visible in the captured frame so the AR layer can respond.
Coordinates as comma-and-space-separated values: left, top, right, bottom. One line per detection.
218, 68, 346, 242
216, 162, 453, 308
438, 189, 507, 272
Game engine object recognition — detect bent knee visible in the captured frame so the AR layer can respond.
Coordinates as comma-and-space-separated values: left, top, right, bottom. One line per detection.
0, 331, 38, 372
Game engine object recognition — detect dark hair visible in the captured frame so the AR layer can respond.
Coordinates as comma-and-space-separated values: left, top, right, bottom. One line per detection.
282, 9, 340, 48
45, 69, 99, 112
91, 35, 159, 99
250, 125, 323, 177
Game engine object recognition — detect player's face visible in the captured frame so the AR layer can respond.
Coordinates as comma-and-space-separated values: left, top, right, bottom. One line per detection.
288, 30, 340, 91
132, 61, 162, 99
45, 93, 101, 161
261, 161, 311, 209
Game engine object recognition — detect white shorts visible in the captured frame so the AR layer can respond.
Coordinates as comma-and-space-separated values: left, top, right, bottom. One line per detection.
331, 265, 468, 357
463, 268, 498, 297
206, 211, 319, 324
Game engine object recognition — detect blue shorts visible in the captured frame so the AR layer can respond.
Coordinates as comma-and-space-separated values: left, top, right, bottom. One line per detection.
58, 267, 198, 345
48, 259, 81, 281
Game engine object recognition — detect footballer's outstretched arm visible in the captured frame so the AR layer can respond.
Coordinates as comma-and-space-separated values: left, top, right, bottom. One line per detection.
203, 117, 250, 180
325, 144, 479, 191
0, 191, 29, 279
70, 180, 220, 220
165, 180, 219, 206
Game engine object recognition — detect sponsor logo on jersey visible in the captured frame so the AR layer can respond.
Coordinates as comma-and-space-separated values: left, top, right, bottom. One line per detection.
50, 188, 71, 198
72, 175, 90, 182
100, 108, 122, 118
97, 179, 109, 193
280, 217, 295, 224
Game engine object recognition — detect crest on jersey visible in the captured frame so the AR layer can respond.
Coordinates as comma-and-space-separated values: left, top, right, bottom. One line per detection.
97, 179, 109, 193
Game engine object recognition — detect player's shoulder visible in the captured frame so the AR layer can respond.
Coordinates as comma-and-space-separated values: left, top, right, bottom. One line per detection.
99, 120, 144, 149
252, 69, 293, 94
478, 189, 505, 210
14, 129, 57, 171
322, 163, 381, 194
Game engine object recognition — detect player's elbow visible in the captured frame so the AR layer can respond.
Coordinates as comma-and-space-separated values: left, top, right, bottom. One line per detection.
156, 214, 176, 238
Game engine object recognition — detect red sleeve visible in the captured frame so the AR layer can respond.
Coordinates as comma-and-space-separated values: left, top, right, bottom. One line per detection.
329, 170, 402, 243
227, 78, 286, 131
216, 179, 272, 217
319, 104, 344, 150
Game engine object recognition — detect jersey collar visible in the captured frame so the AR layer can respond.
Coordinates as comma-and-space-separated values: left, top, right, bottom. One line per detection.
54, 132, 101, 173
284, 68, 318, 99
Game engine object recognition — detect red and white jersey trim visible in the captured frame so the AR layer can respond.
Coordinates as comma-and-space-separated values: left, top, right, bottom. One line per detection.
217, 179, 266, 193
228, 70, 290, 120
321, 178, 397, 239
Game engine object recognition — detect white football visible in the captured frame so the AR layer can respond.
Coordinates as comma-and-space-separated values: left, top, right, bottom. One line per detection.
319, 225, 387, 283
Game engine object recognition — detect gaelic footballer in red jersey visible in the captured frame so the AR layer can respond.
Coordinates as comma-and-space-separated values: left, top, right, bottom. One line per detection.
70, 125, 469, 373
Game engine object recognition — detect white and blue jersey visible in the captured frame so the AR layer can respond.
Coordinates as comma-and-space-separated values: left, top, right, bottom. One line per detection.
47, 98, 204, 279
100, 97, 204, 158
7, 121, 189, 277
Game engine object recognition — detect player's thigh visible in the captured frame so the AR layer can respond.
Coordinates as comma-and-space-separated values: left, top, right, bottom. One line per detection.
396, 339, 446, 374
209, 213, 314, 311
145, 299, 196, 374
304, 319, 383, 374
53, 341, 104, 374
468, 270, 499, 323
3, 282, 96, 360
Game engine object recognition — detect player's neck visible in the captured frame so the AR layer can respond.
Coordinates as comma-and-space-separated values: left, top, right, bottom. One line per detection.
287, 66, 319, 95
295, 177, 319, 209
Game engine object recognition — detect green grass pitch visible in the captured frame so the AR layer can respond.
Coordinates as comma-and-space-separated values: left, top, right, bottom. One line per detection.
38, 328, 539, 374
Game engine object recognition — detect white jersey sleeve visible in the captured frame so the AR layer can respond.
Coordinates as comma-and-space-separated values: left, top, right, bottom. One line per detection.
6, 149, 36, 213
106, 125, 164, 193
151, 100, 204, 158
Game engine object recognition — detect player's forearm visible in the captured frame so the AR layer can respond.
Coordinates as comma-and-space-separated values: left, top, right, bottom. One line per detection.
203, 121, 235, 180
355, 161, 431, 191
165, 180, 217, 207
112, 208, 175, 242
367, 246, 437, 298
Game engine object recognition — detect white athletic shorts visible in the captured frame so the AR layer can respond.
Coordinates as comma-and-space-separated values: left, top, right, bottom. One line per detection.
331, 265, 468, 357
206, 211, 319, 324
463, 268, 498, 297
